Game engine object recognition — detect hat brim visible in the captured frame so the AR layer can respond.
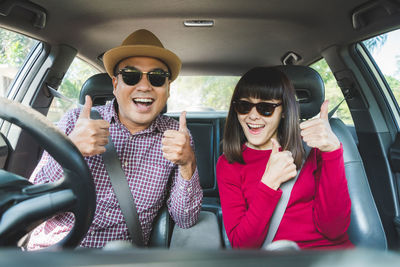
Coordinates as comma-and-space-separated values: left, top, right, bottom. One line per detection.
103, 45, 181, 81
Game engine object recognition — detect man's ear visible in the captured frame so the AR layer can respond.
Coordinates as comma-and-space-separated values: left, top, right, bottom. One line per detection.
112, 76, 118, 96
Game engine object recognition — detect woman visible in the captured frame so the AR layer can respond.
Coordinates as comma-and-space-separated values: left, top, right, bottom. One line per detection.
216, 66, 353, 249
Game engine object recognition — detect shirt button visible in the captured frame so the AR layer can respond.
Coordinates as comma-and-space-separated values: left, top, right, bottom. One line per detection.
105, 212, 110, 217
187, 187, 191, 192
90, 231, 95, 236
124, 161, 128, 167
184, 209, 189, 213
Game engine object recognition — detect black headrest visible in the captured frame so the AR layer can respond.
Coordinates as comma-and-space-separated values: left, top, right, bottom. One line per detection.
277, 65, 325, 119
79, 73, 114, 106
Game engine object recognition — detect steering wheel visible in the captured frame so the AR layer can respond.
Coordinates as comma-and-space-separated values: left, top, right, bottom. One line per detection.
0, 98, 96, 249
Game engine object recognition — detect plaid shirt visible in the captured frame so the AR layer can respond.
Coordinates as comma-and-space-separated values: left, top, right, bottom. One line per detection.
27, 99, 203, 249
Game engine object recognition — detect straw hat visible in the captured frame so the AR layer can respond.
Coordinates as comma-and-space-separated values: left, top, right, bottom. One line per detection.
103, 29, 181, 81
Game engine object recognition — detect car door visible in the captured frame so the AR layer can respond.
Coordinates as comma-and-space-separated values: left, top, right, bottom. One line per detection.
360, 29, 400, 245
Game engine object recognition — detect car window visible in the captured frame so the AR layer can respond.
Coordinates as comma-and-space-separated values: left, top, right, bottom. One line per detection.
167, 76, 240, 112
310, 59, 354, 125
0, 27, 38, 97
47, 58, 99, 122
362, 29, 400, 109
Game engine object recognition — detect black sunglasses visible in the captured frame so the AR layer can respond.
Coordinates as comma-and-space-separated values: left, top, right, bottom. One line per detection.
117, 67, 170, 87
233, 100, 282, 117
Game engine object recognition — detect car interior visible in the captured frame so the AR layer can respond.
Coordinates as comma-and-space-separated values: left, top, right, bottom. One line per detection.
1, 0, 400, 266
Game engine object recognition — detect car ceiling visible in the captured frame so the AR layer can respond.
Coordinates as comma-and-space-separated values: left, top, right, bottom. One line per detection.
0, 0, 397, 76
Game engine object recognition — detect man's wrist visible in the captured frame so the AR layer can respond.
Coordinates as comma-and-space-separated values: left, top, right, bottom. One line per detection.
179, 158, 196, 180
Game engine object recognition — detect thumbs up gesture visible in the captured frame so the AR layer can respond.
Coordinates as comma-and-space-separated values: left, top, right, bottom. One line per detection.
261, 138, 297, 190
299, 100, 340, 152
68, 95, 110, 157
162, 111, 196, 180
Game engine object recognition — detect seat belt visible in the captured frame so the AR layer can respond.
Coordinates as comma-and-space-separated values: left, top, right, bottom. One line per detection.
262, 144, 311, 247
262, 99, 346, 247
48, 86, 144, 247
90, 110, 144, 247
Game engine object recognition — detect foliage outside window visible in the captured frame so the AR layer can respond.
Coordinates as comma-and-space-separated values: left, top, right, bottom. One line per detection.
363, 30, 400, 107
47, 58, 99, 122
310, 59, 354, 125
0, 28, 38, 97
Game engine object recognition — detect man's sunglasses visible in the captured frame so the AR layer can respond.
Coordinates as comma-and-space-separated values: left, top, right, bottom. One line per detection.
117, 67, 170, 87
233, 100, 282, 117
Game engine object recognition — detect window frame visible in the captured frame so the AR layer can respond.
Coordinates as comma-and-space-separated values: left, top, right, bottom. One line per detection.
0, 37, 47, 133
356, 42, 400, 131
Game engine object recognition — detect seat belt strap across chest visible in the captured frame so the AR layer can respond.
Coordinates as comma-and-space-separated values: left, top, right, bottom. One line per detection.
89, 109, 144, 247
262, 143, 311, 247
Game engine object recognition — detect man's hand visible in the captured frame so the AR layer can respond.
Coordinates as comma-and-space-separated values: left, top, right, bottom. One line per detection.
261, 138, 297, 190
68, 95, 110, 157
299, 100, 340, 152
162, 111, 196, 180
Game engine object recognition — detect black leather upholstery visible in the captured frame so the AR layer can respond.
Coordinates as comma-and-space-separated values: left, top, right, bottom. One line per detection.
148, 205, 174, 247
79, 73, 114, 106
330, 118, 387, 249
277, 65, 325, 120
184, 116, 223, 198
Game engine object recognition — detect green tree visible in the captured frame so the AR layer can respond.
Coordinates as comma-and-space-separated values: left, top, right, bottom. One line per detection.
48, 58, 99, 122
385, 75, 400, 102
309, 58, 335, 84
0, 28, 37, 67
169, 76, 239, 111
310, 59, 354, 124
363, 34, 388, 53
201, 77, 239, 110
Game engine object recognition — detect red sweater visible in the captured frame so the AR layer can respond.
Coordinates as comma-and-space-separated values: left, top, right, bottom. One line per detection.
216, 145, 353, 249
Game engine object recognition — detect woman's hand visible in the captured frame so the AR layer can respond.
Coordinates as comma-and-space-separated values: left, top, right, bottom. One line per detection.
299, 100, 340, 152
261, 138, 297, 190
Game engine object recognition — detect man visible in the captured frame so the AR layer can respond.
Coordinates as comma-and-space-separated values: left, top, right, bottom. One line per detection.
27, 29, 203, 249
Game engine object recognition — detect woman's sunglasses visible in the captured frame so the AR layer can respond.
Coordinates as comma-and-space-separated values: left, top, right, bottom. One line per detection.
233, 100, 282, 117
117, 67, 170, 87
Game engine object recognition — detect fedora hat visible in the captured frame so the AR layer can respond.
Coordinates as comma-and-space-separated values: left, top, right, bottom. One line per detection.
103, 29, 181, 81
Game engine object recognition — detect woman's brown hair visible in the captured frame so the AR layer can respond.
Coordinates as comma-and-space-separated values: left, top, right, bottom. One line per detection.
223, 66, 305, 168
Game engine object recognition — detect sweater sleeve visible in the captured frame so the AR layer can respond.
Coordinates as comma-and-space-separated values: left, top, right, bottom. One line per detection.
312, 144, 352, 240
216, 155, 282, 248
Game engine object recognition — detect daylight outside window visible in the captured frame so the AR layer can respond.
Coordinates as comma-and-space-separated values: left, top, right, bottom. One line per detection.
47, 58, 99, 122
310, 59, 354, 125
363, 29, 400, 107
0, 28, 38, 97
168, 76, 240, 112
